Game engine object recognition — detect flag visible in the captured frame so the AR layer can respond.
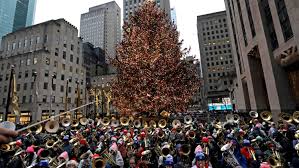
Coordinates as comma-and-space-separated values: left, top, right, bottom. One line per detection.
10, 72, 20, 116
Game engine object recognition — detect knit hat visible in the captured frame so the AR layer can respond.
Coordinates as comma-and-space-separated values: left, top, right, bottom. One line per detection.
164, 154, 174, 165
194, 145, 203, 154
37, 148, 44, 157
109, 142, 118, 152
66, 160, 78, 167
202, 137, 209, 143
63, 135, 69, 140
195, 152, 205, 161
243, 139, 250, 146
16, 140, 22, 147
58, 151, 69, 161
260, 162, 271, 168
26, 146, 35, 153
39, 160, 49, 167
80, 139, 87, 145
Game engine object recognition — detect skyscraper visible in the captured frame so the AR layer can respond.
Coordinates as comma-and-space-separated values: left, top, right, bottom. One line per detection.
123, 0, 171, 22
0, 0, 36, 43
224, 0, 298, 120
80, 1, 121, 62
170, 8, 177, 25
197, 11, 236, 111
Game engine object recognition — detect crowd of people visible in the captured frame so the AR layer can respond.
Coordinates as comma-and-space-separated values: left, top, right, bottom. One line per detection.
0, 111, 299, 168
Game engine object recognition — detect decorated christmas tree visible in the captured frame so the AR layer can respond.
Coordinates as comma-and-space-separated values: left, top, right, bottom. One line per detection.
111, 1, 200, 115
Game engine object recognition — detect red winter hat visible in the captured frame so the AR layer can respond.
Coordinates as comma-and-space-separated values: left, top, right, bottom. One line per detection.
140, 131, 146, 138
80, 139, 87, 145
92, 154, 100, 159
16, 140, 22, 146
123, 129, 128, 134
202, 137, 209, 143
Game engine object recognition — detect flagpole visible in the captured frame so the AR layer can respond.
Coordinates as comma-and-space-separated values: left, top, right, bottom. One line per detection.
4, 66, 14, 121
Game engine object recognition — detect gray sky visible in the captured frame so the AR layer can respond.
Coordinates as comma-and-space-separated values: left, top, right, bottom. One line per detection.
35, 0, 225, 59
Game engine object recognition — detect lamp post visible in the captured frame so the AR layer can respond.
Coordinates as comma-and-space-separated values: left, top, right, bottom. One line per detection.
32, 71, 37, 122
4, 65, 15, 121
50, 74, 56, 117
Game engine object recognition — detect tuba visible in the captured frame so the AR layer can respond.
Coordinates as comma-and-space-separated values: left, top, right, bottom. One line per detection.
28, 124, 43, 134
102, 117, 110, 126
160, 110, 171, 118
268, 149, 282, 168
158, 119, 167, 128
161, 145, 171, 157
172, 119, 181, 129
249, 111, 258, 118
93, 158, 105, 168
120, 117, 130, 126
134, 119, 142, 128
61, 118, 71, 127
181, 144, 191, 156
149, 120, 157, 128
279, 112, 293, 123
221, 143, 241, 167
45, 120, 59, 133
184, 115, 192, 125
293, 111, 299, 123
79, 117, 88, 126
71, 119, 80, 128
260, 111, 272, 121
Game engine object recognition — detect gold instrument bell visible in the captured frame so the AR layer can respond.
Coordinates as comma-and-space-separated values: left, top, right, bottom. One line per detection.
111, 119, 120, 127
184, 115, 192, 125
61, 118, 71, 127
45, 120, 59, 133
28, 124, 43, 134
120, 117, 130, 126
172, 119, 181, 129
249, 111, 258, 118
279, 112, 293, 123
181, 144, 191, 156
79, 117, 88, 126
158, 119, 167, 128
149, 120, 157, 128
160, 110, 171, 118
293, 111, 299, 123
260, 111, 272, 121
71, 119, 79, 128
134, 119, 142, 128
102, 117, 110, 126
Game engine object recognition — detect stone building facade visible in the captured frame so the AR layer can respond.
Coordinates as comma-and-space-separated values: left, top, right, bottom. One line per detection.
0, 19, 86, 123
224, 0, 299, 120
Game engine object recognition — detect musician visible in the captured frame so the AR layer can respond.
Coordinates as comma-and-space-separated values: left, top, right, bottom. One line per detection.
0, 127, 18, 144
109, 142, 124, 168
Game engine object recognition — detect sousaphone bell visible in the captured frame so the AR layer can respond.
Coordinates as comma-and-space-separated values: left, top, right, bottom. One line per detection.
260, 111, 272, 121
45, 120, 59, 133
293, 111, 299, 123
172, 119, 181, 129
158, 119, 167, 128
184, 115, 192, 125
61, 118, 71, 127
249, 111, 258, 118
120, 117, 130, 126
79, 117, 88, 126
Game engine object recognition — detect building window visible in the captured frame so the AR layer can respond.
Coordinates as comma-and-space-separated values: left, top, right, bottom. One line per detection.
22, 96, 26, 103
44, 83, 48, 89
23, 83, 27, 90
70, 66, 73, 72
31, 82, 34, 89
25, 70, 29, 78
17, 84, 20, 91
2, 98, 6, 105
236, 0, 248, 46
61, 74, 65, 80
36, 36, 40, 44
274, 0, 293, 41
76, 57, 79, 64
55, 48, 59, 56
71, 44, 74, 51
5, 74, 9, 81
261, 0, 278, 50
42, 95, 47, 103
27, 59, 31, 66
29, 95, 32, 103
62, 64, 65, 70
63, 51, 66, 59
12, 42, 16, 50
33, 57, 38, 64
70, 55, 73, 62
68, 87, 71, 93
18, 72, 22, 78
60, 85, 64, 92
45, 70, 49, 77
46, 58, 50, 65
4, 86, 7, 92
54, 61, 58, 67
64, 44, 67, 48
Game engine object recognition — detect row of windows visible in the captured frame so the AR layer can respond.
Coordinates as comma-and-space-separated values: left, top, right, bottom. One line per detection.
207, 55, 233, 61
205, 50, 232, 56
6, 36, 43, 51
203, 29, 228, 35
205, 44, 231, 51
207, 60, 234, 67
1, 96, 82, 105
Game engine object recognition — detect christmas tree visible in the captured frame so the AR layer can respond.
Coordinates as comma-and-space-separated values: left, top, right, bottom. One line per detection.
111, 1, 200, 115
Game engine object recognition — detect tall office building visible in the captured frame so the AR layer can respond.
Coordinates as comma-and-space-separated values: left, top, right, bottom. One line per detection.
0, 0, 36, 43
80, 1, 121, 62
224, 0, 299, 120
0, 19, 86, 123
123, 0, 171, 22
170, 8, 177, 25
197, 11, 236, 111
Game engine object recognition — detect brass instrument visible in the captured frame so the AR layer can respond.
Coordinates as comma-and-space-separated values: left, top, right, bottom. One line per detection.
221, 143, 241, 167
293, 111, 299, 123
71, 119, 80, 128
61, 118, 71, 127
28, 124, 43, 134
120, 117, 130, 126
46, 138, 61, 149
79, 117, 88, 125
260, 111, 272, 121
295, 143, 299, 156
149, 120, 157, 128
184, 115, 192, 125
279, 112, 293, 123
88, 119, 95, 125
160, 110, 171, 118
111, 119, 120, 127
102, 117, 110, 126
181, 144, 191, 156
226, 114, 234, 123
45, 120, 59, 133
249, 111, 258, 118
172, 119, 181, 128
248, 148, 256, 161
93, 158, 105, 168
134, 119, 142, 128
161, 145, 171, 157
158, 119, 167, 128
233, 114, 240, 123
0, 141, 16, 152
268, 149, 282, 168
186, 130, 196, 139
158, 130, 164, 139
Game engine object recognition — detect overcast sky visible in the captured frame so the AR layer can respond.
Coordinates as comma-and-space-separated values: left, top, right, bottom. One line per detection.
35, 0, 225, 59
